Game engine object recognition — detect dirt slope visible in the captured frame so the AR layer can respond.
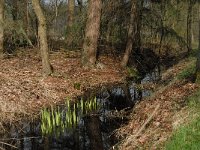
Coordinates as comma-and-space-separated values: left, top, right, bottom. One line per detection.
115, 58, 198, 149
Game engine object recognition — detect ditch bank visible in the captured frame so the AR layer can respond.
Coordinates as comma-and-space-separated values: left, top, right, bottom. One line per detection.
114, 57, 199, 149
0, 48, 163, 149
0, 65, 160, 150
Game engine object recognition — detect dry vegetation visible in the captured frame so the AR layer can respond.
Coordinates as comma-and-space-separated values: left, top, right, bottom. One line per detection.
0, 49, 126, 131
115, 58, 199, 149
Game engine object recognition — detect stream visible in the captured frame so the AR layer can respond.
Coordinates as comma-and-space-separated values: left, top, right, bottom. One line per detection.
0, 67, 160, 150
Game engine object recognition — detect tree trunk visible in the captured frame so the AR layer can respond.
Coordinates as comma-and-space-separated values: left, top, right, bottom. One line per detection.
0, 0, 4, 56
159, 0, 166, 55
82, 0, 102, 67
66, 0, 75, 47
12, 0, 18, 20
135, 1, 143, 49
187, 0, 195, 53
68, 0, 75, 27
77, 0, 83, 11
54, 0, 59, 33
23, 0, 30, 35
32, 0, 53, 76
196, 2, 200, 83
121, 0, 140, 67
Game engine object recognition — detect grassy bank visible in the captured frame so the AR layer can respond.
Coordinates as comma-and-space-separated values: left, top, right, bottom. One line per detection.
165, 90, 200, 150
165, 53, 200, 149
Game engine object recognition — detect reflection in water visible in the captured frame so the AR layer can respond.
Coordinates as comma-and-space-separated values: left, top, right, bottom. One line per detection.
2, 68, 160, 150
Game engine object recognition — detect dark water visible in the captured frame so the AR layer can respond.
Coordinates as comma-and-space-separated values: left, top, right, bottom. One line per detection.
0, 67, 160, 150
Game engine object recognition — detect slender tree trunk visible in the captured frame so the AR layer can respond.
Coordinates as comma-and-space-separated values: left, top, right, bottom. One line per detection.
199, 3, 200, 52
135, 1, 143, 49
105, 21, 112, 53
12, 0, 18, 20
159, 0, 166, 55
0, 0, 4, 56
187, 0, 194, 53
121, 0, 139, 67
25, 0, 29, 35
66, 0, 75, 46
32, 0, 53, 76
77, 0, 83, 11
24, 0, 30, 35
196, 2, 200, 83
68, 0, 75, 27
54, 0, 58, 33
82, 0, 102, 67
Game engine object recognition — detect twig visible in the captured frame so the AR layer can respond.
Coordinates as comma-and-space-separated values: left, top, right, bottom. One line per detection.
0, 141, 17, 149
0, 147, 5, 150
124, 104, 160, 146
1, 136, 40, 141
111, 104, 160, 149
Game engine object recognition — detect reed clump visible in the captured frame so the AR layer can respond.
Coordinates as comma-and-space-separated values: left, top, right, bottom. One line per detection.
41, 97, 99, 136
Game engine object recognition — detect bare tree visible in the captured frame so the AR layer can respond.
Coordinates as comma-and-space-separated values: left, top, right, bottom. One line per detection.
68, 0, 75, 27
121, 0, 139, 67
66, 0, 75, 46
0, 0, 4, 56
53, 0, 62, 32
23, 0, 30, 35
32, 0, 53, 76
187, 0, 196, 53
12, 0, 18, 21
82, 0, 102, 67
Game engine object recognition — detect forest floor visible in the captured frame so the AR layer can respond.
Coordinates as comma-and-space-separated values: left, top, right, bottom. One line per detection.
1, 47, 198, 149
0, 48, 126, 131
115, 56, 199, 149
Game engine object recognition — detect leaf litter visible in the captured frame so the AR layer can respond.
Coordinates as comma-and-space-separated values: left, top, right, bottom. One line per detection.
115, 58, 199, 150
0, 48, 126, 130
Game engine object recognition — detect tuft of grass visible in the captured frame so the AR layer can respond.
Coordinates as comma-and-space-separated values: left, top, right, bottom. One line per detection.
187, 90, 200, 108
74, 82, 81, 90
165, 90, 200, 150
127, 67, 140, 80
177, 63, 196, 80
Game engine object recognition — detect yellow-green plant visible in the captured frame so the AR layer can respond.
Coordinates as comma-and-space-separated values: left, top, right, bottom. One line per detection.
40, 97, 100, 136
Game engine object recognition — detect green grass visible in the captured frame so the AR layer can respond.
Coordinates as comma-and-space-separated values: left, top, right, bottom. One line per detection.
165, 118, 200, 150
166, 118, 200, 150
165, 90, 200, 150
177, 61, 195, 80
189, 48, 199, 58
187, 90, 200, 108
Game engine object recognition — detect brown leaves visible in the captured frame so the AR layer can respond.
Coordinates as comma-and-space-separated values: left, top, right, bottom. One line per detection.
116, 59, 199, 149
0, 49, 126, 126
